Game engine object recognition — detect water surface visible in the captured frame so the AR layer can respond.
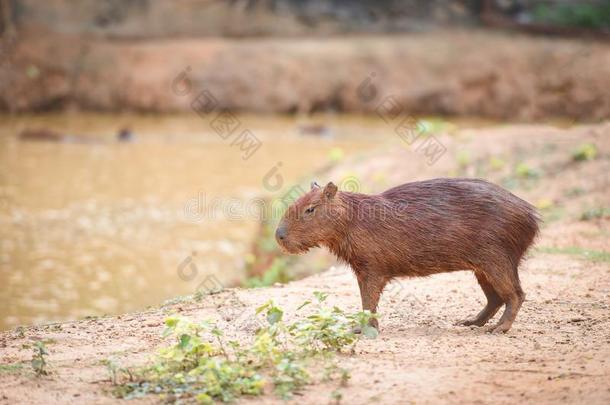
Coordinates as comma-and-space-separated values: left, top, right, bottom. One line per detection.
0, 112, 401, 330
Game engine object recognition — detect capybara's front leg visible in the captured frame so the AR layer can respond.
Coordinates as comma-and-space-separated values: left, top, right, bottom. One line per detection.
356, 272, 388, 330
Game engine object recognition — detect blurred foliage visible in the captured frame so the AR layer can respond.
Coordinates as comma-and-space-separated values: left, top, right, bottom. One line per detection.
532, 2, 610, 29
572, 143, 598, 162
245, 258, 292, 288
31, 341, 49, 376
580, 206, 610, 221
328, 147, 345, 163
0, 363, 24, 375
456, 150, 472, 170
537, 246, 610, 263
514, 162, 540, 179
488, 156, 506, 171
535, 198, 554, 210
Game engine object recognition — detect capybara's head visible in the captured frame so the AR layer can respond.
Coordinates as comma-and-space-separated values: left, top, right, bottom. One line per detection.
275, 181, 345, 254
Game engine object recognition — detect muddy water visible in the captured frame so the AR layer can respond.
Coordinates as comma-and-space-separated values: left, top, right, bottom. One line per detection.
0, 113, 410, 330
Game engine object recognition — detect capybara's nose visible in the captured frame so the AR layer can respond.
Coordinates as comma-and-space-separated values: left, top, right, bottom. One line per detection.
275, 225, 287, 241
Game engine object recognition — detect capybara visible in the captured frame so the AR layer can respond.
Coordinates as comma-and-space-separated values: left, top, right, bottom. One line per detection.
275, 178, 540, 333
18, 128, 63, 142
18, 128, 134, 143
117, 128, 135, 142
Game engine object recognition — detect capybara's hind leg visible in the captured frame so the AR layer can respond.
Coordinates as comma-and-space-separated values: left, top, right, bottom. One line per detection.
485, 267, 525, 334
460, 272, 503, 327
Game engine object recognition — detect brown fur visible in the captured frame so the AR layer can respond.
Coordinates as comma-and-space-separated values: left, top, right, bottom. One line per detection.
276, 178, 540, 333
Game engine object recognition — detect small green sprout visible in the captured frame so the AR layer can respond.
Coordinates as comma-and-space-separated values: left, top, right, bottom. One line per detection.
572, 143, 598, 162
515, 163, 539, 179
31, 341, 48, 376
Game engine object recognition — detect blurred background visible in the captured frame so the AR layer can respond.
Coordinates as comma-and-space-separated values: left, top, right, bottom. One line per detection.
0, 0, 608, 330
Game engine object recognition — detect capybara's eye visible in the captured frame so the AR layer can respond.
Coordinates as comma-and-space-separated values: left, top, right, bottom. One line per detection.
305, 206, 315, 214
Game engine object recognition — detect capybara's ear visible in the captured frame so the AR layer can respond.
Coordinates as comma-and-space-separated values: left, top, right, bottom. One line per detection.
323, 182, 338, 200
311, 181, 321, 190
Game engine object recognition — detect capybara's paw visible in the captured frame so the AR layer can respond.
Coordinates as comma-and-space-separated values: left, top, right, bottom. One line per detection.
351, 320, 379, 335
458, 318, 478, 327
486, 322, 511, 334
457, 317, 487, 327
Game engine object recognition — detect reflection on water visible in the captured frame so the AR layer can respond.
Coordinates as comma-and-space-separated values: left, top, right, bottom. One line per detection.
0, 113, 398, 330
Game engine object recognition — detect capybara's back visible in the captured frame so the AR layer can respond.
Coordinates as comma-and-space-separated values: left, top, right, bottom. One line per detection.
376, 178, 540, 278
276, 178, 540, 333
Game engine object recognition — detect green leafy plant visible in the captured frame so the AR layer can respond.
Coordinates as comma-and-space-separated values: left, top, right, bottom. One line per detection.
580, 207, 610, 221
31, 341, 48, 376
515, 162, 539, 179
488, 156, 506, 171
114, 294, 377, 402
289, 293, 377, 352
572, 143, 598, 162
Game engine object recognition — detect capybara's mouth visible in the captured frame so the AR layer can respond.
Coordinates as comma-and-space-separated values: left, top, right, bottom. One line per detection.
276, 239, 310, 255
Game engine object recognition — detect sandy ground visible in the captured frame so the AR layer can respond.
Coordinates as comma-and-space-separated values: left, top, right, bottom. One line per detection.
0, 255, 608, 404
0, 122, 609, 404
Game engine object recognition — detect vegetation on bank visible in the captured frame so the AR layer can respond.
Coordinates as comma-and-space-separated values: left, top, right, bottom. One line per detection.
532, 2, 610, 29
110, 292, 377, 403
537, 246, 610, 263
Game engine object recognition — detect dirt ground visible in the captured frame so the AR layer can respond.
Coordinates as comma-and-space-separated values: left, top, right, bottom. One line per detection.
0, 122, 609, 404
2, 30, 610, 121
0, 258, 608, 404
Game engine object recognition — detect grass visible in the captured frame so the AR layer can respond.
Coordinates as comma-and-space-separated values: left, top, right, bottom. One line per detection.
536, 246, 610, 263
580, 207, 610, 221
0, 363, 24, 375
112, 293, 377, 403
